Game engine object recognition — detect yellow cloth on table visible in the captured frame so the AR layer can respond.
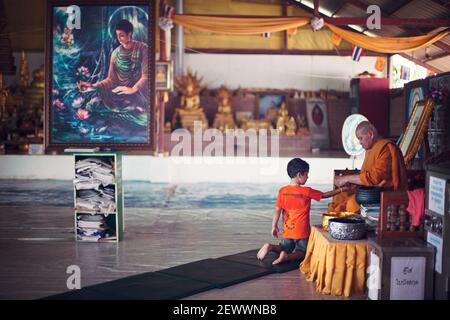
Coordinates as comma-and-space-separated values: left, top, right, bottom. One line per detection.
300, 226, 368, 297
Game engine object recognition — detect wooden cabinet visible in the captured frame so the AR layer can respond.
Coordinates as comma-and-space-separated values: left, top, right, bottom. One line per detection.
73, 153, 124, 242
350, 77, 390, 137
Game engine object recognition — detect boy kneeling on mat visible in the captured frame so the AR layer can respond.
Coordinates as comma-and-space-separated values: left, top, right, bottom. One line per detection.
257, 158, 349, 265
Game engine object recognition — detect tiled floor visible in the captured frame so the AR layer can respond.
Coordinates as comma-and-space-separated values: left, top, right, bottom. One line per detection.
0, 205, 366, 300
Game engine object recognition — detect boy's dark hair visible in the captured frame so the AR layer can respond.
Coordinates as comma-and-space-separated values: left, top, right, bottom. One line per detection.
115, 19, 133, 34
287, 158, 309, 178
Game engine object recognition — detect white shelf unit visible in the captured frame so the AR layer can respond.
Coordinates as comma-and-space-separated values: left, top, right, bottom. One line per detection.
73, 153, 124, 242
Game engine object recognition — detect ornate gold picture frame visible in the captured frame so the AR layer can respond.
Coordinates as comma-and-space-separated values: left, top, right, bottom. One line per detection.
399, 97, 434, 163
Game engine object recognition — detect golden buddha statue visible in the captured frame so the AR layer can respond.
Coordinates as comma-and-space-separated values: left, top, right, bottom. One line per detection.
212, 85, 236, 131
286, 117, 298, 136
275, 102, 291, 135
276, 116, 285, 134
172, 68, 208, 132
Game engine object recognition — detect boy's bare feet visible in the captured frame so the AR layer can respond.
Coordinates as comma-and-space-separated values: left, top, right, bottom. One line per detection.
257, 243, 270, 260
272, 251, 289, 265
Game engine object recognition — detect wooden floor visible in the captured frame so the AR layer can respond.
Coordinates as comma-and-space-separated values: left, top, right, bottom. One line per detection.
0, 205, 366, 300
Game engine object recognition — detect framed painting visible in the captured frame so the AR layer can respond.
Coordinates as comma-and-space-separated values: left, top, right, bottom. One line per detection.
155, 61, 173, 91
399, 98, 434, 164
306, 98, 329, 149
45, 0, 156, 152
257, 94, 286, 123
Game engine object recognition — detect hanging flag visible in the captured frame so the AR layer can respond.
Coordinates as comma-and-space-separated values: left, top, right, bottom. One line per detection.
164, 4, 174, 18
261, 32, 271, 38
375, 57, 386, 72
331, 32, 342, 46
351, 46, 364, 62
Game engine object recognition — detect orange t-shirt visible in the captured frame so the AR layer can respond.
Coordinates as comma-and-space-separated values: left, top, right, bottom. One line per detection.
276, 185, 323, 239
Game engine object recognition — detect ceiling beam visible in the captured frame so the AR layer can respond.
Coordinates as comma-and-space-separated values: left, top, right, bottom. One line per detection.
330, 1, 348, 17
433, 41, 450, 53
424, 51, 449, 62
430, 0, 450, 8
385, 0, 414, 15
313, 0, 319, 16
399, 53, 443, 73
322, 16, 450, 26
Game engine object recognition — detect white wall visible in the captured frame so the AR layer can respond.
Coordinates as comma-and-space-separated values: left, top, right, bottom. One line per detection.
0, 155, 364, 183
184, 53, 385, 91
3, 52, 384, 92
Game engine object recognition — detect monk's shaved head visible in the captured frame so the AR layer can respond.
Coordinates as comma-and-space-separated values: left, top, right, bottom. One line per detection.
355, 121, 379, 150
356, 121, 378, 136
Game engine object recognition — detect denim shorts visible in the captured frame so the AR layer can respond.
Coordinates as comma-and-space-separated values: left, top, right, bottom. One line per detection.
280, 238, 309, 253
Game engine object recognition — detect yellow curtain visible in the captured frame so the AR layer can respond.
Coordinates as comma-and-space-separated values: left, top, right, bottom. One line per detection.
325, 23, 450, 53
172, 15, 309, 34
171, 14, 449, 53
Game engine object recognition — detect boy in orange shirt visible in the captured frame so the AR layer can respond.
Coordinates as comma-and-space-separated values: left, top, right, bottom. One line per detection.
257, 158, 348, 265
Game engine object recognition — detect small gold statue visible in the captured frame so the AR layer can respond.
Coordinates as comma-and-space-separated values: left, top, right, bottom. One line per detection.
172, 68, 208, 132
213, 86, 236, 130
275, 102, 292, 135
276, 116, 285, 134
286, 117, 297, 136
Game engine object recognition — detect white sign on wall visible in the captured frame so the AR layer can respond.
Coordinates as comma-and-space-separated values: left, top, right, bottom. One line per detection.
390, 257, 426, 300
429, 176, 445, 215
427, 232, 442, 274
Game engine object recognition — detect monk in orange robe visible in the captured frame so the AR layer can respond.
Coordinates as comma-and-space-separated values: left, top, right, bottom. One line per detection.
329, 121, 408, 212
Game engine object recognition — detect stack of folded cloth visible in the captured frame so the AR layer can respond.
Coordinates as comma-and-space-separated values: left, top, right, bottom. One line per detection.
76, 214, 111, 242
360, 204, 380, 221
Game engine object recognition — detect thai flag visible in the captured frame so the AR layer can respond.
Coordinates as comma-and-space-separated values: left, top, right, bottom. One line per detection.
261, 32, 271, 38
352, 46, 364, 62
164, 5, 174, 18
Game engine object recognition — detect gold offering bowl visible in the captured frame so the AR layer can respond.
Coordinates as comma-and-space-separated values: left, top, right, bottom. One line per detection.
322, 212, 357, 231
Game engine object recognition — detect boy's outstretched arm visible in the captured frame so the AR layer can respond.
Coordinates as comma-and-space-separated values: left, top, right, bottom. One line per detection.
322, 185, 352, 199
271, 208, 282, 238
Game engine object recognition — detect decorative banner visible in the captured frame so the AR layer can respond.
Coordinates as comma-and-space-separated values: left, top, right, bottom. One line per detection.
352, 46, 364, 61
306, 99, 330, 149
331, 32, 342, 46
375, 57, 386, 71
261, 32, 271, 38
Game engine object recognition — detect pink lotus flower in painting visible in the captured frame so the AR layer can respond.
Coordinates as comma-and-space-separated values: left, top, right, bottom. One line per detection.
52, 99, 66, 111
76, 66, 91, 79
76, 108, 90, 120
72, 97, 85, 108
